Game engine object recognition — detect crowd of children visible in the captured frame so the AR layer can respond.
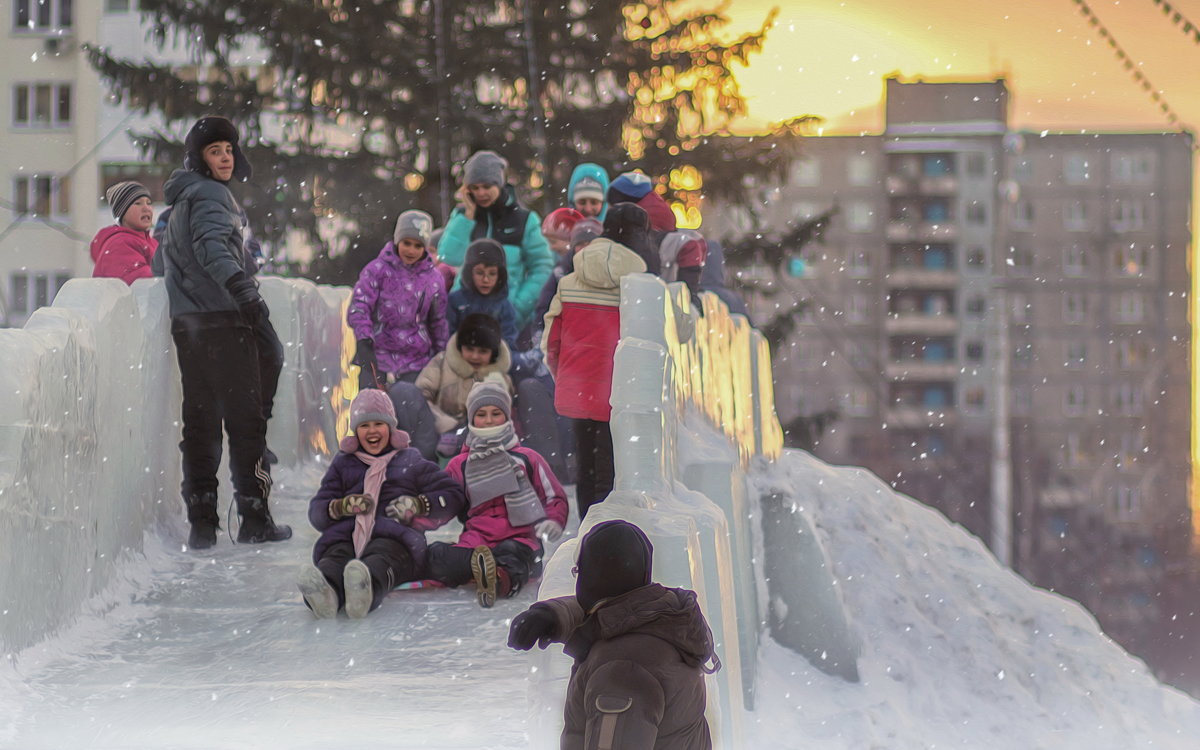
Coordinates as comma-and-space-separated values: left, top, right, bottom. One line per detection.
89, 117, 740, 614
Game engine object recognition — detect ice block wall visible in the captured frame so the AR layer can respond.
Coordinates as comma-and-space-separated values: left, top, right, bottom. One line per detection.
528, 275, 794, 748
0, 277, 349, 653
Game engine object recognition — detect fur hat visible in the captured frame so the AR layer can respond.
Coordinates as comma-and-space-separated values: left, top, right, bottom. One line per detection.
183, 116, 252, 181
575, 520, 654, 611
463, 150, 507, 187
339, 388, 410, 453
393, 209, 434, 247
462, 239, 508, 296
608, 171, 655, 203
541, 207, 585, 241
106, 181, 151, 223
466, 376, 512, 422
569, 218, 603, 253
455, 313, 502, 361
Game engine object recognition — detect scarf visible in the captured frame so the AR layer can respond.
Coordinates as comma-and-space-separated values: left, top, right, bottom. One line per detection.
463, 422, 545, 527
353, 449, 397, 557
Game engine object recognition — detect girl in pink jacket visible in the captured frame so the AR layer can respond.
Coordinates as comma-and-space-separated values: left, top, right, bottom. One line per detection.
426, 378, 568, 607
91, 181, 158, 284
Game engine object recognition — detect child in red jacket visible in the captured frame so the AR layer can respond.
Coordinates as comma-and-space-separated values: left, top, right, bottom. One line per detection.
426, 379, 568, 608
91, 181, 158, 284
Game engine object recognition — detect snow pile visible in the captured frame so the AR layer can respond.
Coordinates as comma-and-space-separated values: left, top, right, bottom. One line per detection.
742, 449, 1200, 748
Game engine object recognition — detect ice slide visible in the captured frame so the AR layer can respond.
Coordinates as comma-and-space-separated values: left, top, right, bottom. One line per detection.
2, 275, 1198, 749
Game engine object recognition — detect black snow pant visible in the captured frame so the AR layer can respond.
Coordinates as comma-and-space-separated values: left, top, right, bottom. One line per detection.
388, 380, 440, 461
573, 418, 614, 520
253, 315, 284, 422
315, 538, 416, 613
171, 314, 271, 500
426, 539, 542, 594
514, 373, 573, 485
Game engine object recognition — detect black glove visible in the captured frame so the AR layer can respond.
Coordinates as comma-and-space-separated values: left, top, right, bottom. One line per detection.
227, 273, 267, 323
352, 338, 377, 368
507, 604, 557, 651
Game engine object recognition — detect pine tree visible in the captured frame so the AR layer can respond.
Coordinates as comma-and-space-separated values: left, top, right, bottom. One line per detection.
87, 0, 809, 283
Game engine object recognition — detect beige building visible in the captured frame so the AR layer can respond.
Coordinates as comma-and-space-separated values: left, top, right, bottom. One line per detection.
708, 77, 1193, 647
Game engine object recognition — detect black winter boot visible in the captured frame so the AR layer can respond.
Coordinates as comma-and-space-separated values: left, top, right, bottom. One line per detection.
234, 493, 292, 544
184, 491, 220, 550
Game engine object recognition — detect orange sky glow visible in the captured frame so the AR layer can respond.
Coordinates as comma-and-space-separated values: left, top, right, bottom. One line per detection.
722, 0, 1200, 134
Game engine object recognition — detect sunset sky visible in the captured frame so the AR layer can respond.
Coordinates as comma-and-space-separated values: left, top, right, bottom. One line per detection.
722, 0, 1200, 134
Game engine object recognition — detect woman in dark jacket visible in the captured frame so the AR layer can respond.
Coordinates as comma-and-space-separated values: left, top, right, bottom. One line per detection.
299, 389, 465, 618
158, 115, 289, 549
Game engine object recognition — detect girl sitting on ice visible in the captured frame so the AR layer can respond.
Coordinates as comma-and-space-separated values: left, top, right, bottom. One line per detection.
299, 389, 464, 618
426, 379, 569, 608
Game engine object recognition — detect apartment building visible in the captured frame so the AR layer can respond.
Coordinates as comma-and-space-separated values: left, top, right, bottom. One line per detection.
708, 77, 1193, 647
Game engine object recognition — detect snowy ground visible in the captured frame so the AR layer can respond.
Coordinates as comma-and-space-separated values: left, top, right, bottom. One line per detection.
3, 451, 1200, 750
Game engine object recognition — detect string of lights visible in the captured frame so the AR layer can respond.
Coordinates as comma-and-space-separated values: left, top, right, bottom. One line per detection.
1149, 0, 1200, 45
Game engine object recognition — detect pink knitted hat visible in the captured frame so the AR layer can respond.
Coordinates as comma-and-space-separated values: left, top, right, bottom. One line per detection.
340, 389, 410, 453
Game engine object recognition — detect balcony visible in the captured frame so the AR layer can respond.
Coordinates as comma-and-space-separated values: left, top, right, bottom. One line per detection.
885, 221, 958, 243
885, 360, 960, 380
886, 174, 916, 195
886, 268, 958, 288
918, 175, 959, 194
884, 314, 959, 335
884, 407, 958, 429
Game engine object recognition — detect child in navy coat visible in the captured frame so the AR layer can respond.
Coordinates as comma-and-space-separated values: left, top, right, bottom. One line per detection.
299, 389, 464, 618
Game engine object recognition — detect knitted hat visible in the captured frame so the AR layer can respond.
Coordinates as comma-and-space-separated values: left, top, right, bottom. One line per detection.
466, 376, 512, 422
571, 176, 605, 203
183, 116, 252, 181
541, 207, 585, 241
576, 520, 654, 611
463, 150, 507, 187
106, 181, 151, 223
339, 388, 410, 453
608, 171, 655, 203
456, 313, 502, 361
393, 209, 434, 247
462, 239, 508, 296
569, 218, 603, 252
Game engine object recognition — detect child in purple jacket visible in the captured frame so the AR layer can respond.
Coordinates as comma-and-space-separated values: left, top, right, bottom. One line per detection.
298, 389, 465, 618
348, 210, 449, 389
426, 379, 568, 608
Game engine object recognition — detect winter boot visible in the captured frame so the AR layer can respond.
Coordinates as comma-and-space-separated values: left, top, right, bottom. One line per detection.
298, 565, 339, 619
184, 491, 220, 550
471, 546, 512, 608
234, 493, 293, 544
343, 560, 373, 619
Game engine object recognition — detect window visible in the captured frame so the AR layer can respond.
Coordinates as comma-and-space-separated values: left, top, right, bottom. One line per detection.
922, 155, 953, 177
922, 385, 952, 408
848, 154, 874, 186
1114, 292, 1145, 324
1063, 153, 1090, 184
1113, 244, 1151, 277
1113, 485, 1141, 519
1013, 342, 1034, 370
965, 202, 986, 225
846, 201, 875, 232
791, 157, 819, 187
965, 341, 984, 362
1111, 151, 1152, 184
1063, 292, 1088, 324
965, 153, 987, 178
12, 83, 71, 127
1117, 339, 1146, 369
965, 296, 986, 318
1112, 199, 1145, 232
1012, 386, 1031, 416
794, 201, 818, 221
922, 199, 950, 223
1063, 433, 1086, 467
105, 0, 132, 11
1011, 200, 1034, 228
1065, 385, 1087, 416
1063, 201, 1089, 231
1118, 432, 1144, 470
924, 340, 950, 362
1010, 293, 1030, 323
1012, 159, 1034, 184
963, 387, 985, 412
847, 249, 870, 277
100, 162, 171, 204
842, 388, 872, 417
13, 174, 71, 217
924, 245, 950, 270
7, 270, 71, 321
1006, 245, 1033, 277
966, 246, 987, 271
1063, 245, 1087, 277
846, 294, 869, 323
1065, 341, 1087, 369
14, 0, 72, 29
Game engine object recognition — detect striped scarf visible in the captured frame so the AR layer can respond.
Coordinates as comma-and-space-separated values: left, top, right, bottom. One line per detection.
463, 422, 546, 527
